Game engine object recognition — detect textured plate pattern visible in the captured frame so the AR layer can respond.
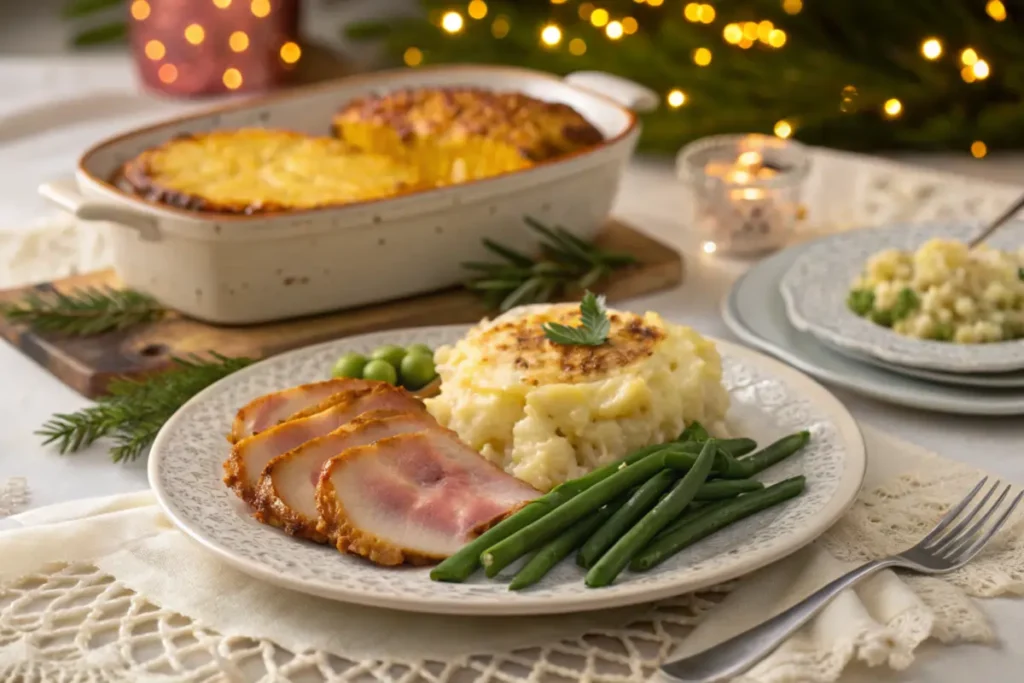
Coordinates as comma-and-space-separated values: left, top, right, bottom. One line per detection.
779, 221, 1024, 373
149, 326, 864, 616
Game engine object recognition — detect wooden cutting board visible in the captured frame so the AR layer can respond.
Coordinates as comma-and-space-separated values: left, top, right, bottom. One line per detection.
0, 219, 682, 398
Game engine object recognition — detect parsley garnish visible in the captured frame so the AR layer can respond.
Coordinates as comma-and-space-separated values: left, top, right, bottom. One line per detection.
542, 291, 611, 346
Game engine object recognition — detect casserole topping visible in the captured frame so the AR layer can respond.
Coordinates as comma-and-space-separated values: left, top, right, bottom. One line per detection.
116, 87, 604, 214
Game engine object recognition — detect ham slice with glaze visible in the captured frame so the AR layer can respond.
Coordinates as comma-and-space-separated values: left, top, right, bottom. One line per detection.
229, 378, 376, 443
316, 429, 540, 566
253, 409, 439, 541
223, 383, 425, 504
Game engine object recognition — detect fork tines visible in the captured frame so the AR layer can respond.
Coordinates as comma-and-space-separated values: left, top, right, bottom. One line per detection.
920, 477, 1024, 564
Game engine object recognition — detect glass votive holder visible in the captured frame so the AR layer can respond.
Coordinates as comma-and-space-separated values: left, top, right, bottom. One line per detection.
677, 133, 811, 256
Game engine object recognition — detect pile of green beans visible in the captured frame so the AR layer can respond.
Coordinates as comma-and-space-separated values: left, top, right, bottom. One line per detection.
429, 424, 812, 590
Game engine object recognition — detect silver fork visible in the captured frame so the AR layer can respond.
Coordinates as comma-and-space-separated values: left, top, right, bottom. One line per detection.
659, 477, 1023, 683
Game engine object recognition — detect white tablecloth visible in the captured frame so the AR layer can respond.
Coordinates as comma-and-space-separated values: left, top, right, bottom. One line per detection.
0, 55, 1022, 683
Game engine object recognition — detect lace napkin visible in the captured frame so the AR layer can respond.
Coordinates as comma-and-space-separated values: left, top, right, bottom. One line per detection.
1, 425, 1021, 683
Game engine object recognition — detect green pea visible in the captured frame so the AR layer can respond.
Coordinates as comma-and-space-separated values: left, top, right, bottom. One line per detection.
406, 343, 434, 358
331, 352, 367, 379
371, 344, 407, 368
362, 359, 398, 385
400, 351, 436, 390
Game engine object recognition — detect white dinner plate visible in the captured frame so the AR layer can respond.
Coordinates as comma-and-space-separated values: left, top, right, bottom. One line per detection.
724, 243, 1024, 415
149, 326, 865, 616
778, 222, 1024, 374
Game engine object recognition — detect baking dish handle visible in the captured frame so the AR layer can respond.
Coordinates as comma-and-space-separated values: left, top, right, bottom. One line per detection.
39, 178, 161, 242
564, 71, 659, 113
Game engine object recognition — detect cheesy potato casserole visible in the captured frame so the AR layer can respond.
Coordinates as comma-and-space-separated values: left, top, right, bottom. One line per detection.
119, 129, 420, 214
118, 88, 603, 214
848, 238, 1024, 343
424, 304, 730, 492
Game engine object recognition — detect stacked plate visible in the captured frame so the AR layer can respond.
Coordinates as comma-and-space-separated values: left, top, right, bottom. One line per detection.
723, 221, 1024, 415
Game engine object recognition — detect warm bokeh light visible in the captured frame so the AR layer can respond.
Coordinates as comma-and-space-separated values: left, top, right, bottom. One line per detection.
229, 31, 249, 52
404, 46, 423, 66
569, 37, 587, 55
768, 29, 786, 48
212, 0, 231, 8
884, 98, 902, 117
782, 0, 803, 14
541, 23, 563, 46
738, 37, 754, 49
144, 39, 165, 60
693, 47, 712, 66
723, 23, 742, 44
698, 4, 715, 23
468, 0, 488, 19
921, 38, 942, 60
578, 2, 594, 20
986, 0, 1007, 21
279, 41, 301, 64
960, 48, 978, 66
590, 8, 609, 27
442, 11, 464, 32
667, 89, 686, 108
622, 17, 638, 34
606, 21, 624, 39
971, 140, 988, 158
222, 68, 243, 89
961, 66, 976, 83
157, 63, 178, 84
130, 0, 150, 20
250, 0, 270, 17
757, 20, 774, 43
683, 3, 700, 22
491, 15, 510, 37
742, 22, 758, 40
184, 23, 205, 45
774, 120, 792, 138
647, 0, 664, 6
703, 241, 718, 254
973, 59, 990, 79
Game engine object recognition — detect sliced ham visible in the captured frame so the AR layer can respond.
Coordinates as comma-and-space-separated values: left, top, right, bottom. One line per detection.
316, 430, 540, 566
228, 378, 377, 443
253, 409, 438, 541
223, 383, 425, 505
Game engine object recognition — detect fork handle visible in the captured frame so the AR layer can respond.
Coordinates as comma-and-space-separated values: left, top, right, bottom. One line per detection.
658, 558, 899, 683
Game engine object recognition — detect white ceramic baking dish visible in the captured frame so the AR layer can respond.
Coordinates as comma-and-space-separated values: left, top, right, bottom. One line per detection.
39, 65, 657, 324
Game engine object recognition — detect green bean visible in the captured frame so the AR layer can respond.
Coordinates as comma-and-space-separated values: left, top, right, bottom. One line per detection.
480, 450, 677, 577
431, 443, 670, 582
692, 479, 764, 501
737, 431, 810, 477
630, 476, 807, 571
585, 440, 718, 587
651, 498, 736, 543
577, 470, 678, 568
677, 438, 757, 459
509, 498, 624, 590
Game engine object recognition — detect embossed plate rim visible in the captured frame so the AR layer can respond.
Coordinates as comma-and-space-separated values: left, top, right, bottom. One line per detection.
149, 327, 866, 616
778, 221, 1024, 373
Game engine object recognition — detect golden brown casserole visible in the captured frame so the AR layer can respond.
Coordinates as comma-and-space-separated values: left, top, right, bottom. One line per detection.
333, 87, 604, 185
119, 128, 421, 214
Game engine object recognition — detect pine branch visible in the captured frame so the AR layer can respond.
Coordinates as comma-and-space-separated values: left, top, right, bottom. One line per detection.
1, 287, 166, 337
37, 353, 254, 462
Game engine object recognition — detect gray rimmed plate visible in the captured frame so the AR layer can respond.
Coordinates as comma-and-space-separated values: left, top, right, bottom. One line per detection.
778, 222, 1024, 374
724, 243, 1024, 415
149, 326, 865, 616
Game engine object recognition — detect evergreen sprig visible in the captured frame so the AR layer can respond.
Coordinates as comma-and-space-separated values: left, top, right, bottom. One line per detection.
1, 286, 166, 337
37, 353, 254, 462
462, 216, 637, 311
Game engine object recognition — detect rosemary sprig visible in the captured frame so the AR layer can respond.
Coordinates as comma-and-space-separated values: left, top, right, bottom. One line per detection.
462, 216, 638, 312
37, 352, 254, 462
1, 286, 166, 336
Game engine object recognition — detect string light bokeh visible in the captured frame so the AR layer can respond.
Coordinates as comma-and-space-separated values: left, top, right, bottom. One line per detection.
403, 0, 1007, 158
130, 0, 300, 96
